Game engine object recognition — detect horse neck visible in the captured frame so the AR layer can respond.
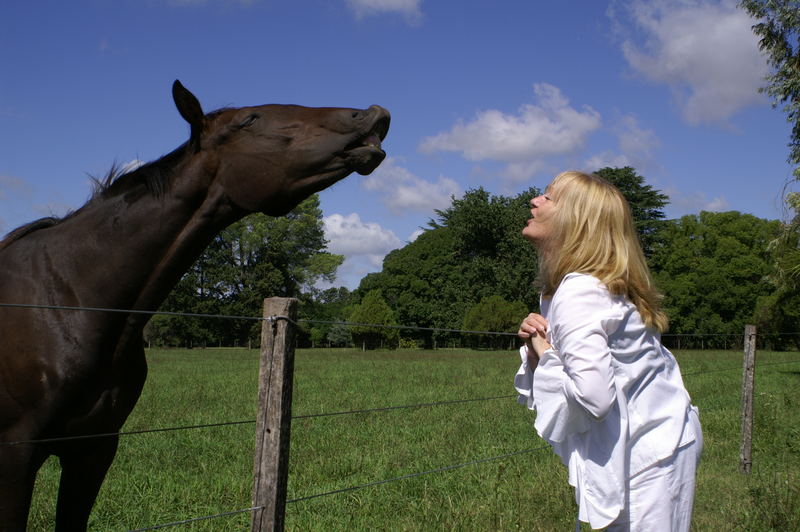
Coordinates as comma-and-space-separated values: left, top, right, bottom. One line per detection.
58, 156, 243, 313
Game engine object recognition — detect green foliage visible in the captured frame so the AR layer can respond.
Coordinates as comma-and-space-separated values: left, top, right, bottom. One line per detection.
301, 286, 355, 348
651, 211, 781, 346
357, 226, 464, 348
594, 166, 669, 257
754, 193, 800, 348
437, 187, 541, 307
770, 192, 800, 291
356, 187, 540, 348
348, 289, 399, 349
325, 323, 352, 347
462, 295, 528, 349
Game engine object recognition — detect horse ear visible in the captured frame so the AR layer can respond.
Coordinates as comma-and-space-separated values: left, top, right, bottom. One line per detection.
172, 80, 203, 124
172, 80, 205, 149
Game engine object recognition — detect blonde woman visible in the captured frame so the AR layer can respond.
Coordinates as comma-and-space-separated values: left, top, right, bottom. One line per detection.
514, 171, 701, 531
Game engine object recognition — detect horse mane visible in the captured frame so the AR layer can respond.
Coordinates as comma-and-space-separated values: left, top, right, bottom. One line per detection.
0, 143, 193, 249
0, 218, 61, 250
91, 144, 190, 201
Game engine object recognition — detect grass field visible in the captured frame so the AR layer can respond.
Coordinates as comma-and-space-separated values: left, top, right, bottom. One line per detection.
26, 346, 800, 531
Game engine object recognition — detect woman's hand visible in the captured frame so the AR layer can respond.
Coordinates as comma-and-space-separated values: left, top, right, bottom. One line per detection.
517, 313, 553, 366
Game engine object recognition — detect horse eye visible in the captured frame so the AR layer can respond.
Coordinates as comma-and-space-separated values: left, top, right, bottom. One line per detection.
239, 114, 259, 128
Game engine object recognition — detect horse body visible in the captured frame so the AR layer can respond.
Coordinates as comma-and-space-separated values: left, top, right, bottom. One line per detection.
0, 81, 389, 531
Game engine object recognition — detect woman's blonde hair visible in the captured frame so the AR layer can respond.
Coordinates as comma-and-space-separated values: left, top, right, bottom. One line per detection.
539, 171, 668, 332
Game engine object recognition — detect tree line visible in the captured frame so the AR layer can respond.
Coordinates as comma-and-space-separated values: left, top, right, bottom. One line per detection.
146, 166, 798, 351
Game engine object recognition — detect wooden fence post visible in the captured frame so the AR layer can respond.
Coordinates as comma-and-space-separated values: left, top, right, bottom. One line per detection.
251, 297, 298, 532
740, 324, 756, 474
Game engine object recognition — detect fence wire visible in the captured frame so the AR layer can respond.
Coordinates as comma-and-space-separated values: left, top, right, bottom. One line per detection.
8, 301, 800, 337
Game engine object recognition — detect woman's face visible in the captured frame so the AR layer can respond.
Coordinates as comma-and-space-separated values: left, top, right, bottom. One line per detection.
522, 185, 557, 247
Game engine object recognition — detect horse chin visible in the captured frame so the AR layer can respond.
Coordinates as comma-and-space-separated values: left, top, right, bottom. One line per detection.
249, 146, 386, 216
345, 146, 387, 175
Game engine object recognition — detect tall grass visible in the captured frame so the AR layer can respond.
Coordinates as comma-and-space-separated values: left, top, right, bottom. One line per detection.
26, 347, 800, 531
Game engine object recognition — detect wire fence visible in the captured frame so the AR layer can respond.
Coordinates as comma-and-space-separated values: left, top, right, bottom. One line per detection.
2, 301, 799, 530
5, 301, 798, 350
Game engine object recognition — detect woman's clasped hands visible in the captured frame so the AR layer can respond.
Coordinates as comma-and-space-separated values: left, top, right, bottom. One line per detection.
517, 312, 552, 367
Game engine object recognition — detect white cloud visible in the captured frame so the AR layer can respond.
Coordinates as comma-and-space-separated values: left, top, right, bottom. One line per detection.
347, 0, 422, 23
419, 83, 601, 183
322, 212, 402, 288
665, 186, 731, 216
704, 196, 731, 211
408, 227, 425, 242
361, 157, 461, 214
617, 114, 659, 161
324, 212, 402, 257
584, 152, 633, 172
612, 0, 768, 125
584, 114, 660, 171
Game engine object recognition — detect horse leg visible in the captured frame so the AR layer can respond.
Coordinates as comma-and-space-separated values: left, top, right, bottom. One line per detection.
54, 436, 119, 532
0, 445, 44, 532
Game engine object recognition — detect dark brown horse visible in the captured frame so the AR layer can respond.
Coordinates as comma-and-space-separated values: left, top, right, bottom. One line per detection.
0, 81, 389, 531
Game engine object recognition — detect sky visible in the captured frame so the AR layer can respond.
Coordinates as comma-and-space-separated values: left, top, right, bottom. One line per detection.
1, 0, 796, 290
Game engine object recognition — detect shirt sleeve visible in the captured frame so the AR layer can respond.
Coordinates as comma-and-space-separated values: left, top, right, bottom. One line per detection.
514, 345, 535, 410
532, 274, 624, 442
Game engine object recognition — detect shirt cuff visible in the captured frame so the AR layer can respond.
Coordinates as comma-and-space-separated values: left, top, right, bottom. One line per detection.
514, 345, 535, 410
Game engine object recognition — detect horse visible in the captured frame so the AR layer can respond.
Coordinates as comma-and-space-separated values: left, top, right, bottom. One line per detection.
0, 80, 390, 531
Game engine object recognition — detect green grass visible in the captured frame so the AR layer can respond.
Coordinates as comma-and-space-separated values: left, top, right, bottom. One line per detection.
26, 347, 800, 531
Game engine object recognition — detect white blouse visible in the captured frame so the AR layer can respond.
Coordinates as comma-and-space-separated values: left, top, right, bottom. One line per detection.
514, 273, 697, 528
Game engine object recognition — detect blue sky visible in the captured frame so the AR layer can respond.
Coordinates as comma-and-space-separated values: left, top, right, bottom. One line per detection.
1, 0, 795, 289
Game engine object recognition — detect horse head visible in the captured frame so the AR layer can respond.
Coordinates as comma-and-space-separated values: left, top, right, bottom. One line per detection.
172, 80, 390, 216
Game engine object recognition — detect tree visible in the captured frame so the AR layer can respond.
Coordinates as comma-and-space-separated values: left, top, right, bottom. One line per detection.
435, 187, 542, 306
357, 227, 459, 348
754, 193, 800, 348
594, 167, 670, 258
356, 187, 541, 348
348, 289, 399, 350
326, 323, 352, 347
303, 286, 354, 347
650, 211, 781, 347
462, 295, 528, 349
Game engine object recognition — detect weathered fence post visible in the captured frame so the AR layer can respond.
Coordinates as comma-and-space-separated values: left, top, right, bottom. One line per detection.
251, 297, 298, 532
740, 324, 756, 474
